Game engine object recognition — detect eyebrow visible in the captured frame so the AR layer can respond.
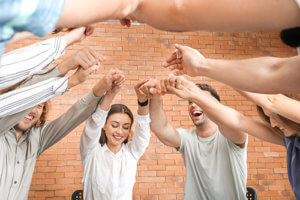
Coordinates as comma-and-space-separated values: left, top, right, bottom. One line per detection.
111, 121, 131, 125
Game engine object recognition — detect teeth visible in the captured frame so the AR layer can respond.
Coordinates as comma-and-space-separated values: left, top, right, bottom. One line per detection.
114, 136, 122, 140
192, 110, 202, 116
25, 115, 33, 120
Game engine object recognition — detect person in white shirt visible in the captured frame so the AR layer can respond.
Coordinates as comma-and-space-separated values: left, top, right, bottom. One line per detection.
80, 73, 151, 200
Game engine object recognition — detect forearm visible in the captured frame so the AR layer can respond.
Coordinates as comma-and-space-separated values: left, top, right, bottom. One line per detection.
132, 0, 300, 32
191, 94, 283, 145
38, 91, 102, 154
57, 0, 139, 27
150, 95, 179, 147
203, 56, 300, 94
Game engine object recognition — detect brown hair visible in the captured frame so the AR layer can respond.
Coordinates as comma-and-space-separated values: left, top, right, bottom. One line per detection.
35, 102, 50, 127
0, 81, 50, 128
256, 94, 300, 136
99, 104, 134, 146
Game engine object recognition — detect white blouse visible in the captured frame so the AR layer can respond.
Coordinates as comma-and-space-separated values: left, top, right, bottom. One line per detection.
80, 107, 151, 200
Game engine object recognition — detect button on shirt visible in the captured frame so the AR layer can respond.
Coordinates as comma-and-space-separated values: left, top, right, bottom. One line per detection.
0, 91, 102, 200
80, 108, 151, 200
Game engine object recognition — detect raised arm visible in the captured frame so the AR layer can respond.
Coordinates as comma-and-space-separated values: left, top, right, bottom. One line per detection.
164, 44, 300, 94
139, 79, 181, 148
165, 75, 284, 146
56, 0, 141, 28
127, 80, 151, 159
238, 91, 300, 124
1, 27, 92, 90
125, 0, 300, 32
80, 69, 125, 157
36, 69, 124, 155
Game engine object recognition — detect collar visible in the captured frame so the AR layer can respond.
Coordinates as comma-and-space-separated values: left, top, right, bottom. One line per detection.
103, 143, 126, 156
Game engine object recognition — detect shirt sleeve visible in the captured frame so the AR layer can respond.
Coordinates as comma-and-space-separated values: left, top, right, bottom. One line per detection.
177, 128, 186, 153
0, 66, 66, 134
128, 114, 151, 160
0, 36, 66, 90
0, 76, 68, 118
37, 91, 103, 156
80, 107, 109, 160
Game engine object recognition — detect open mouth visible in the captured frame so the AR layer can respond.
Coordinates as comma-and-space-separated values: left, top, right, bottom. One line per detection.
24, 114, 34, 122
192, 110, 203, 118
113, 135, 123, 141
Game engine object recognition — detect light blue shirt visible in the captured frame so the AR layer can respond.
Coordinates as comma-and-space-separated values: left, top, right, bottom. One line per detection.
0, 0, 65, 61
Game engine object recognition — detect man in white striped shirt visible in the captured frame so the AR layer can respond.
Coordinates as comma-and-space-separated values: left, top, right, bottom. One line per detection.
0, 26, 103, 119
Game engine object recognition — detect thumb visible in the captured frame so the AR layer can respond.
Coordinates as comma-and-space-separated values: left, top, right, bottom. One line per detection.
175, 43, 185, 52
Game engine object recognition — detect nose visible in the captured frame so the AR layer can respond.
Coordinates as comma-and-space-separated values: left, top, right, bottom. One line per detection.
116, 126, 123, 135
269, 117, 278, 128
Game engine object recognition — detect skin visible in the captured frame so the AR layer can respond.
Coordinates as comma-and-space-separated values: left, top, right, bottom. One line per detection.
15, 103, 44, 140
123, 0, 300, 32
139, 77, 246, 148
142, 75, 284, 147
164, 44, 300, 94
14, 69, 123, 141
98, 74, 149, 154
238, 90, 300, 136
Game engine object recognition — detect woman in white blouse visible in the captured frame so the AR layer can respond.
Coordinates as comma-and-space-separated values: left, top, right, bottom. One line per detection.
80, 72, 151, 200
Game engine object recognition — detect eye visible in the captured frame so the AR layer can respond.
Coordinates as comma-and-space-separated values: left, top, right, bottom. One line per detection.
123, 125, 130, 130
111, 123, 119, 128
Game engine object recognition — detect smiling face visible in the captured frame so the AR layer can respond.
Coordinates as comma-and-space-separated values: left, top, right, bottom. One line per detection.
262, 107, 295, 137
103, 113, 132, 148
15, 103, 44, 132
188, 101, 207, 127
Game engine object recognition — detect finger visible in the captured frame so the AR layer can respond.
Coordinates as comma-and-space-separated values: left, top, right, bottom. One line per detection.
165, 53, 178, 63
135, 79, 149, 89
160, 79, 167, 93
168, 74, 176, 88
87, 48, 99, 64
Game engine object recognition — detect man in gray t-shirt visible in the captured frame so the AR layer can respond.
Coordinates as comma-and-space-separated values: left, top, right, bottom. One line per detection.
141, 76, 247, 200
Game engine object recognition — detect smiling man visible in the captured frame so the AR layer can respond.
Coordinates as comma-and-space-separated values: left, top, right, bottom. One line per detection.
140, 79, 248, 200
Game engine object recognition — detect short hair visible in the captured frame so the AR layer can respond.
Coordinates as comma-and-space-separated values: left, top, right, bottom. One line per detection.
99, 104, 134, 146
280, 27, 300, 48
195, 83, 220, 102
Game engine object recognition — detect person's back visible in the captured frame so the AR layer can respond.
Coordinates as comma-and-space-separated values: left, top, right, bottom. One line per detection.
178, 128, 247, 200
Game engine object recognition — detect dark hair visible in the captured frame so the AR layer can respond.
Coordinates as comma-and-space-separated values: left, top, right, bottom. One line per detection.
99, 104, 134, 146
280, 27, 300, 48
195, 83, 220, 102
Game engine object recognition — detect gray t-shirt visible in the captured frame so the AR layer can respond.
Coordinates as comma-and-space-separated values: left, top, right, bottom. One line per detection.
177, 128, 247, 200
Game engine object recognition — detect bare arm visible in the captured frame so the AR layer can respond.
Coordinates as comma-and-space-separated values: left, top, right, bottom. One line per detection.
57, 0, 141, 28
165, 44, 300, 94
166, 75, 284, 146
129, 0, 300, 32
238, 91, 300, 124
149, 95, 181, 148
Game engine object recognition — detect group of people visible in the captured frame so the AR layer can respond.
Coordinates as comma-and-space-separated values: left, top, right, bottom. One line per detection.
1, 0, 300, 200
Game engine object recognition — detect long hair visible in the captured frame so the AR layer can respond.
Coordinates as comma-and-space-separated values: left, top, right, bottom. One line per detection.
256, 95, 300, 136
35, 102, 50, 127
99, 104, 134, 146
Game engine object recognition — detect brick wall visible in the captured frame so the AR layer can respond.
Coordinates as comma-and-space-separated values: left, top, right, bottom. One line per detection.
5, 23, 297, 200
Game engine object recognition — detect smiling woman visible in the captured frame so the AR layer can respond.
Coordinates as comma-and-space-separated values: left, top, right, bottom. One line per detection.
80, 72, 151, 200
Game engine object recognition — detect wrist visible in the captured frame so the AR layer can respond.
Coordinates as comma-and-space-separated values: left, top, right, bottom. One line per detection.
138, 99, 148, 107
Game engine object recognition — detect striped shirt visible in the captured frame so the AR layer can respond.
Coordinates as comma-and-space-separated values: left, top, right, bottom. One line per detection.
0, 66, 68, 133
0, 91, 102, 200
0, 36, 66, 90
0, 0, 65, 60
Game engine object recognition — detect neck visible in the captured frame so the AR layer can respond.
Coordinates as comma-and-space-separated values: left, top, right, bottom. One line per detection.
195, 119, 218, 138
14, 128, 24, 141
106, 142, 122, 154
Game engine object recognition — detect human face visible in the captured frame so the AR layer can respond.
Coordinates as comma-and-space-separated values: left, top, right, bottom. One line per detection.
188, 101, 207, 127
15, 103, 44, 132
103, 113, 132, 148
262, 107, 295, 137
